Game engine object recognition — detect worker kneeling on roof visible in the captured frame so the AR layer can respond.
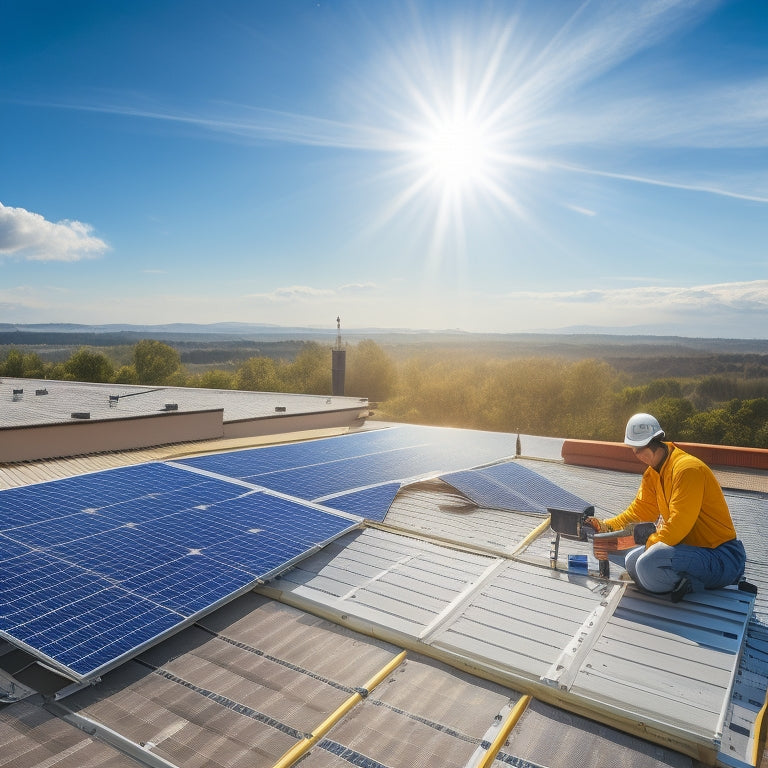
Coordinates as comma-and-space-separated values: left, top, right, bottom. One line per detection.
585, 413, 747, 603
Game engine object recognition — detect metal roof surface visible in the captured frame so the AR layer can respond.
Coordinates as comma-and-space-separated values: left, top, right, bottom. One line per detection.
0, 424, 765, 768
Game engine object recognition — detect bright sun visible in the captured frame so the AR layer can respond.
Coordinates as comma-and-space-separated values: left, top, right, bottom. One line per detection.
421, 116, 491, 189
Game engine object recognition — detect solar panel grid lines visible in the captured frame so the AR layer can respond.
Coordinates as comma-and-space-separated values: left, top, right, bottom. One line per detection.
0, 425, 579, 684
316, 482, 402, 522
0, 461, 362, 681
0, 550, 182, 678
441, 462, 593, 515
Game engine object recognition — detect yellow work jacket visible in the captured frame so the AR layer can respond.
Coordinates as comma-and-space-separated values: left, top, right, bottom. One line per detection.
604, 443, 737, 549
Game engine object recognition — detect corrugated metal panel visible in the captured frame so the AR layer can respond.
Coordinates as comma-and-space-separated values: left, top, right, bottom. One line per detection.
261, 525, 755, 763
44, 592, 697, 768
267, 528, 502, 639
429, 559, 616, 680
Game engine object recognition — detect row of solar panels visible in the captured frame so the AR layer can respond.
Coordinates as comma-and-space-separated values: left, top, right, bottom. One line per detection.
0, 425, 592, 682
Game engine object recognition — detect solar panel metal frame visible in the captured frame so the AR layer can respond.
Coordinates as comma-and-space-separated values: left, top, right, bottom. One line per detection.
0, 462, 362, 683
0, 425, 592, 684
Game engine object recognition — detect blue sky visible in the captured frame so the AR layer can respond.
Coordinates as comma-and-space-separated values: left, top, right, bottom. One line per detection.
1, 0, 766, 338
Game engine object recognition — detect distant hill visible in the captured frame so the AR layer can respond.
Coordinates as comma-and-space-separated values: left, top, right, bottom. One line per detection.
2, 322, 768, 352
2, 323, 768, 381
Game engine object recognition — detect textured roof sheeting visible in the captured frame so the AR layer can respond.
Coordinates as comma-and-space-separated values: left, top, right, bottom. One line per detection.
47, 593, 700, 768
259, 514, 759, 764
0, 423, 765, 768
61, 594, 523, 768
0, 377, 367, 428
0, 700, 141, 767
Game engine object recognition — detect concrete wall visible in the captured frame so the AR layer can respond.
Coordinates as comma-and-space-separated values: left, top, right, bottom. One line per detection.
1, 410, 225, 463
223, 406, 369, 439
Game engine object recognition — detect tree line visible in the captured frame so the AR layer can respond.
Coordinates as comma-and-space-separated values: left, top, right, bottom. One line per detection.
2, 340, 768, 447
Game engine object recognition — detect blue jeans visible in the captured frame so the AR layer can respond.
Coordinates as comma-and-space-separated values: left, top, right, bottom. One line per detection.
624, 539, 746, 594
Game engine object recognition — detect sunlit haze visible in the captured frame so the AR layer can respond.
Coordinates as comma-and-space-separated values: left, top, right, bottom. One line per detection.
1, 0, 766, 337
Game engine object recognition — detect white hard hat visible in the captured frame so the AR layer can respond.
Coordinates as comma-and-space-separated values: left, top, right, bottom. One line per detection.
624, 413, 665, 447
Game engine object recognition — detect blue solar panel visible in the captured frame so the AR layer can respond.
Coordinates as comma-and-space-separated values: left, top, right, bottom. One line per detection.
320, 482, 402, 522
0, 463, 358, 681
440, 462, 592, 514
0, 425, 592, 683
179, 425, 520, 498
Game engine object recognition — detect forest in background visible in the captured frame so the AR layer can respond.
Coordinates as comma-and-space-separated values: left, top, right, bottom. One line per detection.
2, 335, 768, 448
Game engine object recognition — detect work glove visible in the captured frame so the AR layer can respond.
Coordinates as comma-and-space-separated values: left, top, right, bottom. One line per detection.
584, 516, 610, 534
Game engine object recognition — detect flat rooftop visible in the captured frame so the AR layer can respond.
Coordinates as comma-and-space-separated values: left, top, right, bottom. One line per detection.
0, 421, 765, 768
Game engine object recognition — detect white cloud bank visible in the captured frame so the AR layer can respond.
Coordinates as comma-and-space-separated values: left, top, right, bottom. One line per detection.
0, 202, 109, 262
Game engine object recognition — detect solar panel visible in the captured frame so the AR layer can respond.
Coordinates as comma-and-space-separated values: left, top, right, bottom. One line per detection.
0, 425, 592, 683
440, 462, 593, 514
0, 463, 358, 681
179, 424, 520, 497
318, 482, 402, 522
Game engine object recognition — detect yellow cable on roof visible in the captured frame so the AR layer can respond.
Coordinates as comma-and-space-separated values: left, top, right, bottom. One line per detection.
752, 682, 768, 767
475, 694, 532, 768
271, 649, 407, 768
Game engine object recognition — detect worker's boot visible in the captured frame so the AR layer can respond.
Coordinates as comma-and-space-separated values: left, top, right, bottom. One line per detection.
670, 576, 692, 603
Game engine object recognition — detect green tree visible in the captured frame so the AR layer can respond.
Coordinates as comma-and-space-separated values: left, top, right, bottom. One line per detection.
1, 349, 24, 377
644, 396, 695, 441
345, 340, 397, 402
63, 348, 115, 383
22, 352, 46, 378
189, 369, 235, 389
113, 365, 138, 384
692, 375, 738, 408
235, 357, 281, 392
132, 340, 181, 385
279, 342, 331, 394
560, 359, 621, 440
679, 409, 729, 444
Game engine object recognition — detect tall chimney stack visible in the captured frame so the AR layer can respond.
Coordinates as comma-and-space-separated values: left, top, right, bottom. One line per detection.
331, 315, 346, 396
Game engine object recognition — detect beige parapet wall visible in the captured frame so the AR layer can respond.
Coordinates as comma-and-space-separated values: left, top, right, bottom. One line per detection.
0, 409, 225, 463
222, 406, 369, 439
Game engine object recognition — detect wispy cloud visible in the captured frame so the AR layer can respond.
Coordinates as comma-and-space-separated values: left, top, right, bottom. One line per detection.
248, 285, 335, 301
0, 202, 109, 262
506, 280, 768, 312
21, 0, 764, 215
553, 163, 768, 204
339, 282, 376, 293
565, 203, 596, 217
246, 282, 378, 302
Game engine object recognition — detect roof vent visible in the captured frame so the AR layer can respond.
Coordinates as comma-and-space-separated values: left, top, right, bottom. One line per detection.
12, 388, 23, 401
35, 388, 48, 396
71, 412, 91, 420
108, 394, 119, 407
275, 406, 287, 412
163, 403, 178, 411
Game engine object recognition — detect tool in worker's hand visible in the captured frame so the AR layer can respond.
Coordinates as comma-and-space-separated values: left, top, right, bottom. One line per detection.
590, 522, 656, 578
